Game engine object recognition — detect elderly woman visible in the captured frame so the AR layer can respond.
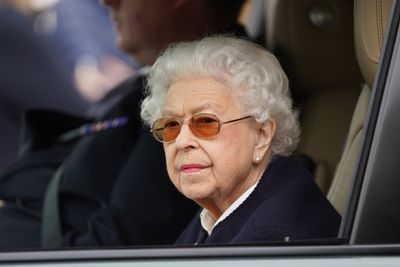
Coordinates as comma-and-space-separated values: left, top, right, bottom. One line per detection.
141, 36, 340, 245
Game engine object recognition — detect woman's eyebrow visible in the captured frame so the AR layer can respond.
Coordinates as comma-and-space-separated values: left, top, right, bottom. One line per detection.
161, 110, 180, 117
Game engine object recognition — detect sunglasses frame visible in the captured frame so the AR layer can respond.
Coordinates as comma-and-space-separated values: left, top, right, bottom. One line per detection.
151, 113, 253, 143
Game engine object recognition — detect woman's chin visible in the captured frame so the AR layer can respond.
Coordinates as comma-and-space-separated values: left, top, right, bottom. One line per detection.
180, 186, 210, 202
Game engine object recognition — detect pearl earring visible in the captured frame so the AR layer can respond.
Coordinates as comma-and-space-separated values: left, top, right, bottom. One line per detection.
255, 156, 260, 163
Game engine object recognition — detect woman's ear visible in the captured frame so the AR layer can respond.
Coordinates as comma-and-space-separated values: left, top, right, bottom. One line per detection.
253, 119, 276, 164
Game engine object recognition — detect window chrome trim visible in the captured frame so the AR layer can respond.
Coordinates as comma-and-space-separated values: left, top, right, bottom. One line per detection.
1, 244, 400, 264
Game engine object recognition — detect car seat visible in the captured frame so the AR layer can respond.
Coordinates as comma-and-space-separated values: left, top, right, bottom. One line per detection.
327, 0, 393, 215
262, 0, 363, 194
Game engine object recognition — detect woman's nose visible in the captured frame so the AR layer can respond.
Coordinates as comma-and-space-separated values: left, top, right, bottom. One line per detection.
174, 125, 197, 150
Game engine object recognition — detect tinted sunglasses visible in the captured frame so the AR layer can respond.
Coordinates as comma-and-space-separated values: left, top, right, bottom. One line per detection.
151, 113, 252, 143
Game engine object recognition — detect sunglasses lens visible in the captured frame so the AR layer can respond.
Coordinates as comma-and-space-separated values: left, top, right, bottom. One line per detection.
152, 118, 181, 142
191, 114, 220, 138
152, 114, 221, 143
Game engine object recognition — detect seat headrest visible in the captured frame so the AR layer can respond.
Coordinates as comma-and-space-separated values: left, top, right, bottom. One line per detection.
264, 0, 362, 98
354, 0, 392, 89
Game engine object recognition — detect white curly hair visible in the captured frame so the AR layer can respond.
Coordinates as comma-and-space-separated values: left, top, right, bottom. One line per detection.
141, 35, 300, 156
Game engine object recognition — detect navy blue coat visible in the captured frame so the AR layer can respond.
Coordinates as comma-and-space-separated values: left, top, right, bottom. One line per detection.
176, 156, 341, 245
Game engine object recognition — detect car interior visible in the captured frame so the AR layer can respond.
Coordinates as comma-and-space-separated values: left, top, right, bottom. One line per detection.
328, 0, 393, 215
243, 0, 392, 217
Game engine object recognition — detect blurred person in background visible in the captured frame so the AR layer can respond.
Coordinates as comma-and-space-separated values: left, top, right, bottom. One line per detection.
38, 0, 138, 102
0, 0, 139, 170
0, 0, 248, 249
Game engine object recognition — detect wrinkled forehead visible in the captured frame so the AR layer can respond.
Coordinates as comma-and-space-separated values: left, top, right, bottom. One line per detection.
161, 77, 245, 117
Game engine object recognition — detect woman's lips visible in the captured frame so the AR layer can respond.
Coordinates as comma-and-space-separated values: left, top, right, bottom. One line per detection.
180, 164, 208, 173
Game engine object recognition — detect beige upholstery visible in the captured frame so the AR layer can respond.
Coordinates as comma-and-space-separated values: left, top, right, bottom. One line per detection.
327, 85, 371, 213
264, 0, 363, 193
299, 87, 360, 194
327, 0, 393, 214
354, 0, 393, 89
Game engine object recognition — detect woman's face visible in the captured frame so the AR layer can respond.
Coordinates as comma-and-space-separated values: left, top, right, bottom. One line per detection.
162, 77, 268, 216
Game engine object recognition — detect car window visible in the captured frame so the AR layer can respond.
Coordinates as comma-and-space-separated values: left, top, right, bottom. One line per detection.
1, 0, 400, 265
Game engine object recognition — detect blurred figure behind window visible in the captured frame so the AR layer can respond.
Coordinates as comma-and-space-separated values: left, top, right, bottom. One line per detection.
0, 3, 88, 170
39, 0, 138, 101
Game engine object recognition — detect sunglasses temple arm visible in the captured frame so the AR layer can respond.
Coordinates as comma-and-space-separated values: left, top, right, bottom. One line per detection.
222, 116, 252, 125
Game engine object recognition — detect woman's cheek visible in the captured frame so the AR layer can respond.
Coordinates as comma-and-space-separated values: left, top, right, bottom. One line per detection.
164, 148, 179, 189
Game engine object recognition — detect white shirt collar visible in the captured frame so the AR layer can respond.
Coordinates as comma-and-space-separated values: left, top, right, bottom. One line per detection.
199, 182, 259, 235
